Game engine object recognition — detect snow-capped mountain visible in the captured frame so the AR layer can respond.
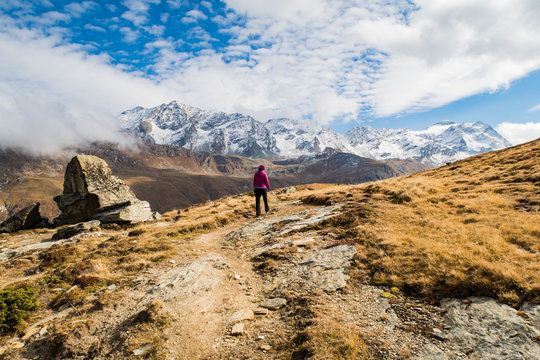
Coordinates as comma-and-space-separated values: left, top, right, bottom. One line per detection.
120, 101, 278, 158
345, 120, 512, 165
264, 118, 372, 158
120, 101, 512, 165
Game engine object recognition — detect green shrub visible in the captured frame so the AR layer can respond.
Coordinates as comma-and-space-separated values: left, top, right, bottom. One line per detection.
0, 287, 39, 336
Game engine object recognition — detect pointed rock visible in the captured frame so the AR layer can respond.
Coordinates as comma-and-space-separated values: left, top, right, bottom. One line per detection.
53, 155, 152, 225
0, 202, 47, 233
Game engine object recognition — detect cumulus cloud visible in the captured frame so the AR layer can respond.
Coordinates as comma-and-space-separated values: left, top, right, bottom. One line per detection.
3, 0, 540, 155
181, 9, 208, 24
495, 122, 540, 145
0, 26, 172, 155
212, 0, 540, 119
121, 0, 160, 26
65, 1, 98, 17
140, 0, 540, 123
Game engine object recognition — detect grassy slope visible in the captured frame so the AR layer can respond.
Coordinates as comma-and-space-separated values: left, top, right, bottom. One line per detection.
287, 138, 540, 305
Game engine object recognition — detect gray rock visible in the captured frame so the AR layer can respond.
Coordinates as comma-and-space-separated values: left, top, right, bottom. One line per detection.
133, 344, 152, 356
441, 297, 540, 359
52, 220, 100, 240
411, 343, 448, 360
520, 302, 540, 325
283, 186, 296, 194
297, 244, 356, 291
260, 298, 287, 310
431, 327, 447, 340
53, 155, 152, 225
0, 203, 47, 233
94, 200, 152, 224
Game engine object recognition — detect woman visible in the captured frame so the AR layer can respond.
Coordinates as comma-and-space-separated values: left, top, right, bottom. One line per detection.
253, 165, 270, 217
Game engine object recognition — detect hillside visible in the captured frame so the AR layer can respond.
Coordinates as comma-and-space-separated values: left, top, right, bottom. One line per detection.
0, 138, 538, 359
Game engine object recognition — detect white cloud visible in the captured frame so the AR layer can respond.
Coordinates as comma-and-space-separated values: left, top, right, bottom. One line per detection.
529, 103, 540, 112
119, 26, 139, 42
201, 1, 212, 12
0, 27, 172, 155
181, 9, 208, 24
3, 0, 540, 155
191, 0, 540, 121
144, 24, 165, 36
166, 0, 183, 9
495, 122, 540, 145
84, 24, 106, 32
121, 0, 160, 26
65, 1, 98, 17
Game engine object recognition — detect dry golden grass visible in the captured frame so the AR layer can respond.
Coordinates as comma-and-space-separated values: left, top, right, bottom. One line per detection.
288, 319, 369, 360
285, 139, 540, 306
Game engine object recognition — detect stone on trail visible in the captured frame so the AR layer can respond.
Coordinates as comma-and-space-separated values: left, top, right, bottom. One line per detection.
53, 155, 153, 225
231, 323, 245, 336
260, 298, 287, 310
94, 200, 153, 224
230, 309, 255, 322
0, 202, 48, 233
253, 308, 269, 315
133, 344, 153, 356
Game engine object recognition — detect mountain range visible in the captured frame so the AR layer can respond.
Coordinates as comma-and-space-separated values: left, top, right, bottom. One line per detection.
120, 100, 512, 166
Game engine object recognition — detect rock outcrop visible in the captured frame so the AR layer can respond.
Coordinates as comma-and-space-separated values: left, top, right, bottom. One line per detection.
439, 297, 540, 359
53, 155, 153, 225
0, 203, 47, 233
297, 244, 357, 291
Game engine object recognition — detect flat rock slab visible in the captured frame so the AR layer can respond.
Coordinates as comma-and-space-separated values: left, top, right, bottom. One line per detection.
260, 298, 287, 310
296, 244, 356, 291
52, 220, 100, 240
150, 256, 227, 306
440, 297, 540, 360
0, 237, 75, 261
225, 206, 341, 244
230, 309, 255, 322
94, 200, 153, 224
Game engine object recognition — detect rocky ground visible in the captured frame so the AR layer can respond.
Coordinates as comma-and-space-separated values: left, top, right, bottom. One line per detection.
1, 190, 539, 359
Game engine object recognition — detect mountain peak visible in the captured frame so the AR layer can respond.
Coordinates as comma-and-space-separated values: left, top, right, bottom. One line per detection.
120, 102, 512, 165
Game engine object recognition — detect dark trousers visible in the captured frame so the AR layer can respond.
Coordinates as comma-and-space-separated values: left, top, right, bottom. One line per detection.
254, 188, 269, 216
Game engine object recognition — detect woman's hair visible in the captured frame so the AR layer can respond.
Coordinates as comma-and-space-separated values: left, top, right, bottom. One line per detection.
258, 165, 265, 171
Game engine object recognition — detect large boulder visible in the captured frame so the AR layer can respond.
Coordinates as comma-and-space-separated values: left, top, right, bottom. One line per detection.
53, 155, 153, 225
0, 202, 47, 233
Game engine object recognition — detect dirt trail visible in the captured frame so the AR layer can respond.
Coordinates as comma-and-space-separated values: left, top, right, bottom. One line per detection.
148, 194, 299, 359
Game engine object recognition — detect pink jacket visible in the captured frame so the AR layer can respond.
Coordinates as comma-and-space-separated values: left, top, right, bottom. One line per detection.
253, 171, 270, 190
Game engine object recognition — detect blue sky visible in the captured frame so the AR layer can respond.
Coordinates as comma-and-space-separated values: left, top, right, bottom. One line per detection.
1, 0, 540, 154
